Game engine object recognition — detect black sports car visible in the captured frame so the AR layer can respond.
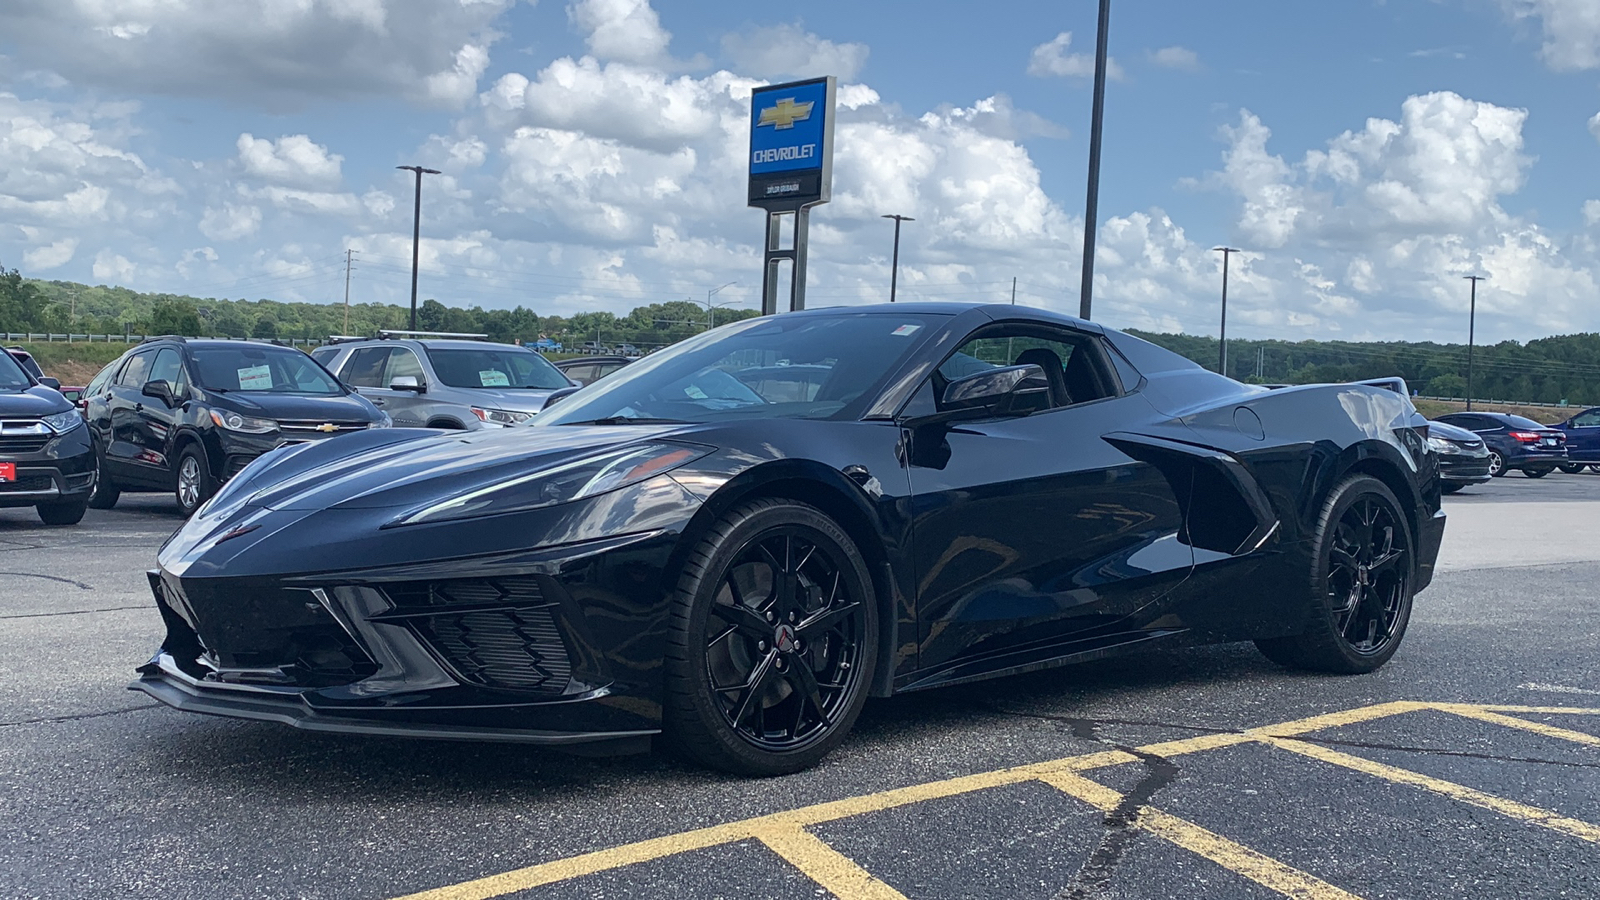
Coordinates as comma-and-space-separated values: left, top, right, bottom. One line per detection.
135, 303, 1445, 775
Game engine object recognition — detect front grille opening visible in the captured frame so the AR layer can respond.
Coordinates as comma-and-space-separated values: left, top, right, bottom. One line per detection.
384, 577, 573, 695
0, 475, 52, 493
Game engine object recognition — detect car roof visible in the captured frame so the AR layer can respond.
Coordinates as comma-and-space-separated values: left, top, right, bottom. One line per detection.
556, 355, 631, 366
784, 301, 1105, 334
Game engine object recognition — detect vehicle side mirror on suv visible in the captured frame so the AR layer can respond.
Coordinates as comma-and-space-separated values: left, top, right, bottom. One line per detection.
141, 380, 176, 407
389, 376, 425, 393
542, 386, 580, 409
39, 376, 62, 391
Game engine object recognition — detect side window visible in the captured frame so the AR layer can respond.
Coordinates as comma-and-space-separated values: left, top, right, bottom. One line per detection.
342, 348, 390, 388
116, 351, 155, 387
310, 347, 338, 366
563, 365, 596, 386
148, 349, 184, 388
86, 362, 117, 396
933, 325, 1119, 413
1572, 410, 1600, 427
385, 348, 425, 386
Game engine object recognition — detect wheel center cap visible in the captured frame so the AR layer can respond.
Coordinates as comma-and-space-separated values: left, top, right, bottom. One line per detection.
774, 624, 797, 653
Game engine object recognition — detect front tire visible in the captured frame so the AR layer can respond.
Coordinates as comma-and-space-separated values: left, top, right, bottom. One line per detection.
37, 498, 88, 526
86, 451, 119, 509
1487, 450, 1506, 477
663, 499, 878, 776
174, 445, 216, 517
1440, 483, 1463, 494
1255, 474, 1415, 674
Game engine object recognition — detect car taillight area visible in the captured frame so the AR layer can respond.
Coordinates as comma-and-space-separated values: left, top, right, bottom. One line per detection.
1509, 430, 1566, 446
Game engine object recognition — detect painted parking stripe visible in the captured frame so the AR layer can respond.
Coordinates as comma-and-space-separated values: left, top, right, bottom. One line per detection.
390, 701, 1600, 900
1259, 735, 1600, 845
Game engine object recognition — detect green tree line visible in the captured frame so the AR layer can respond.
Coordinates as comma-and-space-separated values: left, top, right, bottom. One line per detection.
4, 266, 1597, 405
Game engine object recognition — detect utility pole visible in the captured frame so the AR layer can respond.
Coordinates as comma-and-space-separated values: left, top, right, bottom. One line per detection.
1079, 0, 1113, 321
1214, 247, 1240, 376
342, 249, 357, 334
882, 214, 913, 302
706, 281, 738, 330
1465, 275, 1485, 410
396, 165, 441, 331
1011, 277, 1017, 305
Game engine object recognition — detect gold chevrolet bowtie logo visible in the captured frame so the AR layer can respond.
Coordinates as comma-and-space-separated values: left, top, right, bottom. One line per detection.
758, 98, 814, 130
315, 423, 338, 433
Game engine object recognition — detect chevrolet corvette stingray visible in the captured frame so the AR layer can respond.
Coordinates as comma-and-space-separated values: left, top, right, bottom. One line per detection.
135, 303, 1445, 775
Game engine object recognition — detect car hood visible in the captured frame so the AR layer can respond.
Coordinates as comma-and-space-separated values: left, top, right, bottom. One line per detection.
206, 390, 378, 421
0, 386, 72, 416
444, 386, 564, 413
219, 422, 694, 513
1426, 420, 1481, 442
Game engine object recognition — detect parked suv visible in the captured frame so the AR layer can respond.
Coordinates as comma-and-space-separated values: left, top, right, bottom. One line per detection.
1433, 412, 1568, 478
0, 345, 95, 524
1551, 406, 1600, 473
84, 338, 389, 515
313, 334, 573, 428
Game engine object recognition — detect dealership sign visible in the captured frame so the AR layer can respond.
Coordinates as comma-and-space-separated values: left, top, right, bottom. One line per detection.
748, 76, 835, 211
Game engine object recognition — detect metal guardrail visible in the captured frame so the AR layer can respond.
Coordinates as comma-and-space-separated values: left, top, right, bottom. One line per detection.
1417, 395, 1574, 409
2, 333, 322, 347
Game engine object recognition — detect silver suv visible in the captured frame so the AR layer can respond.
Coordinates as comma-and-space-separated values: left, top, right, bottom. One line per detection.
312, 332, 574, 429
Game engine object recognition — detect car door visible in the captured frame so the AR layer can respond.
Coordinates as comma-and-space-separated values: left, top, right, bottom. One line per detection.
1561, 408, 1600, 462
105, 349, 162, 485
904, 323, 1194, 676
341, 347, 423, 427
135, 348, 188, 477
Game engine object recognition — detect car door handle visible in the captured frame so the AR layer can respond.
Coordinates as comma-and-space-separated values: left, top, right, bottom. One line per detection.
134, 403, 143, 412
370, 399, 385, 406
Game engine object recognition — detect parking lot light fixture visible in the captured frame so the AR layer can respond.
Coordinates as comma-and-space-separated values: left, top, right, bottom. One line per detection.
1465, 275, 1486, 411
706, 281, 739, 330
881, 215, 914, 302
396, 165, 441, 332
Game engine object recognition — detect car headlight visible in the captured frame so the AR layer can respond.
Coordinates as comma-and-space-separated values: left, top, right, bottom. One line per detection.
471, 406, 534, 427
210, 410, 278, 433
369, 411, 393, 429
1427, 436, 1461, 454
391, 441, 711, 527
43, 410, 83, 433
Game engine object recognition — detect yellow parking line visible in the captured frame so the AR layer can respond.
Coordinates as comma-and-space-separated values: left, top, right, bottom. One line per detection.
1436, 704, 1600, 747
754, 823, 910, 900
1039, 770, 1365, 900
1472, 704, 1600, 716
1259, 736, 1600, 845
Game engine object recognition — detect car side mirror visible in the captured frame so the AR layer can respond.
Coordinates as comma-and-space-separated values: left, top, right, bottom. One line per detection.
39, 376, 62, 390
542, 386, 581, 409
141, 379, 176, 407
389, 376, 425, 393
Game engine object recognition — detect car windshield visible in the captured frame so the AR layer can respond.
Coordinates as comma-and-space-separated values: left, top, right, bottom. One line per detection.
1502, 415, 1547, 430
426, 347, 569, 389
0, 350, 31, 390
534, 313, 942, 426
190, 345, 343, 394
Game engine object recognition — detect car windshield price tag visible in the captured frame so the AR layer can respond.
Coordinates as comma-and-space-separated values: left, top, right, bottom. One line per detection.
236, 365, 273, 390
479, 369, 510, 387
0, 462, 14, 483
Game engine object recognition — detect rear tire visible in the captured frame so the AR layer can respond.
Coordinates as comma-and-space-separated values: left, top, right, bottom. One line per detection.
86, 451, 119, 509
1559, 463, 1585, 474
1255, 474, 1415, 674
663, 498, 877, 776
1522, 468, 1550, 479
36, 498, 88, 526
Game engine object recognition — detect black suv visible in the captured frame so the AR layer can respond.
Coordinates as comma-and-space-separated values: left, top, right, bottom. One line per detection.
84, 338, 389, 515
0, 346, 95, 524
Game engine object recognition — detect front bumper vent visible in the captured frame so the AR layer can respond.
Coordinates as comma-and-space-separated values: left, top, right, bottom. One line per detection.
380, 577, 573, 695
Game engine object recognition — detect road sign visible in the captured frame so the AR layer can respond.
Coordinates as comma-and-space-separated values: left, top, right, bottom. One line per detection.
748, 76, 835, 211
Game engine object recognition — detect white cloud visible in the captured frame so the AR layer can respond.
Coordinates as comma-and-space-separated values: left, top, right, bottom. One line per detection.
236, 134, 343, 190
1501, 0, 1600, 71
1585, 199, 1600, 226
570, 0, 674, 67
92, 249, 136, 283
721, 23, 870, 82
22, 237, 78, 270
199, 203, 262, 241
1148, 46, 1200, 71
1027, 32, 1125, 81
1590, 111, 1600, 143
0, 0, 513, 110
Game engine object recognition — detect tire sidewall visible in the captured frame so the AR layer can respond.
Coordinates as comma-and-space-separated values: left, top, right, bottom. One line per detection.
666, 500, 878, 776
1307, 475, 1415, 672
1487, 451, 1505, 476
174, 444, 216, 517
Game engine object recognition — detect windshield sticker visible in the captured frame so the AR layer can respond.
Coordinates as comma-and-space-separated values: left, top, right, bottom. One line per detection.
236, 365, 273, 390
891, 324, 921, 336
479, 369, 510, 387
684, 385, 709, 400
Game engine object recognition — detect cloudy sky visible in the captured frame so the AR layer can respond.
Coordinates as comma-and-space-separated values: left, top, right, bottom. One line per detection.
1, 0, 1598, 344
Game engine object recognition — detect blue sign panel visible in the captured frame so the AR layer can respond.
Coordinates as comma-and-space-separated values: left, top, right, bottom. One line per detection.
748, 76, 834, 210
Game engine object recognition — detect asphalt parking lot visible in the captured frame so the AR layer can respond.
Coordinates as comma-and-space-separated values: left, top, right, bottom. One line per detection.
3, 472, 1598, 900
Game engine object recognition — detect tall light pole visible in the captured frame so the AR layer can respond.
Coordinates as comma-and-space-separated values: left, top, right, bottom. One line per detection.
1465, 275, 1485, 411
706, 281, 738, 330
396, 165, 440, 331
881, 214, 914, 302
1079, 0, 1113, 321
1214, 247, 1240, 376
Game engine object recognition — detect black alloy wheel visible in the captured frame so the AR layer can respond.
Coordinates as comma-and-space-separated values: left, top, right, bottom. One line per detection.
1255, 474, 1414, 674
1487, 450, 1506, 477
665, 499, 877, 775
1559, 463, 1585, 474
1522, 468, 1550, 479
